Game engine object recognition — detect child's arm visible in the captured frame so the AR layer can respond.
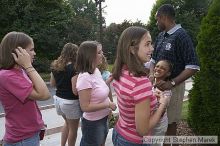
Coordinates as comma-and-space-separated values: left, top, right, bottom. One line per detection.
108, 85, 113, 102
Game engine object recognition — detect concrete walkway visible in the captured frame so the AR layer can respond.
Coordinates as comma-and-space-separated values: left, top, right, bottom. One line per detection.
0, 79, 192, 146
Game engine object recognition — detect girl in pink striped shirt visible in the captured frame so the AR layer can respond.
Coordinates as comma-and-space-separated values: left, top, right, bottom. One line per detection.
112, 26, 170, 145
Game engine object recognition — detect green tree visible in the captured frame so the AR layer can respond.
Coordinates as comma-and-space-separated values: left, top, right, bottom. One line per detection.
68, 0, 99, 41
0, 0, 99, 72
147, 0, 211, 45
0, 0, 75, 58
188, 0, 220, 138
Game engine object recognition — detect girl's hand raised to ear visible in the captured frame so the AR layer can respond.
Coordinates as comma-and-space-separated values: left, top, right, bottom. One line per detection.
12, 47, 32, 68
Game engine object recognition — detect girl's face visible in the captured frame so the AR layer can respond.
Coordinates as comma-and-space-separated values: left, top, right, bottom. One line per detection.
95, 44, 103, 66
137, 32, 154, 63
154, 60, 171, 80
25, 41, 36, 63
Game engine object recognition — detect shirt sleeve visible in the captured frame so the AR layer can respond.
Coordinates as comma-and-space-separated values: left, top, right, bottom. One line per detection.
102, 71, 111, 81
5, 74, 33, 103
76, 73, 93, 91
132, 77, 153, 104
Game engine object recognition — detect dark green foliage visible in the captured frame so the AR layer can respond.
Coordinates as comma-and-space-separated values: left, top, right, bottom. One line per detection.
33, 57, 51, 73
188, 0, 220, 138
108, 113, 119, 129
0, 0, 99, 64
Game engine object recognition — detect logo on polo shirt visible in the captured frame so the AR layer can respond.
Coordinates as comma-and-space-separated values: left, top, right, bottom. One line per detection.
165, 43, 171, 50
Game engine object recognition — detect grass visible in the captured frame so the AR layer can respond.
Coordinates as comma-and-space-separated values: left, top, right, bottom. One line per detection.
108, 64, 113, 72
181, 100, 189, 120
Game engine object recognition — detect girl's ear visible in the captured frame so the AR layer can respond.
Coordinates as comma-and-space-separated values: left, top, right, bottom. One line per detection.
129, 46, 135, 55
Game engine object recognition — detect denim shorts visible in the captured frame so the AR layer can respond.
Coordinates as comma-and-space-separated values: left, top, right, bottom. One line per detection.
80, 116, 109, 146
112, 128, 150, 146
3, 131, 40, 146
54, 95, 82, 119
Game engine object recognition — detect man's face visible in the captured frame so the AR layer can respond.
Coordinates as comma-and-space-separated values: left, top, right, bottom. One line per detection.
155, 12, 166, 31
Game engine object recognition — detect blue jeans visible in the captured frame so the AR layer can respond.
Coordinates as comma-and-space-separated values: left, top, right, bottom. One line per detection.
3, 132, 40, 146
112, 128, 151, 146
80, 116, 108, 146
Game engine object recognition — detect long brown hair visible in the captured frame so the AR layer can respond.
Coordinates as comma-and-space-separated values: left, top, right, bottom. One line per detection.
0, 31, 33, 69
76, 41, 100, 74
112, 26, 149, 80
98, 55, 108, 74
51, 43, 78, 71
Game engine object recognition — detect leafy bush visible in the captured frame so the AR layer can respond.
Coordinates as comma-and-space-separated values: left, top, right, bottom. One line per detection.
188, 0, 220, 139
108, 113, 119, 129
33, 57, 51, 73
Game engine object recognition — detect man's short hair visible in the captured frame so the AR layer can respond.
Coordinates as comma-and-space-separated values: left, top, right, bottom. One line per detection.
157, 4, 175, 20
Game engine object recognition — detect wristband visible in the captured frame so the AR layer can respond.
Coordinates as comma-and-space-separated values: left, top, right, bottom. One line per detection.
170, 79, 176, 86
27, 69, 36, 74
25, 66, 33, 70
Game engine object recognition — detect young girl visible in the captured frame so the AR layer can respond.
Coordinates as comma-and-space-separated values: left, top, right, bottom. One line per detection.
98, 55, 113, 102
75, 41, 116, 146
50, 43, 82, 146
152, 60, 172, 146
98, 55, 111, 82
0, 32, 50, 146
112, 26, 170, 146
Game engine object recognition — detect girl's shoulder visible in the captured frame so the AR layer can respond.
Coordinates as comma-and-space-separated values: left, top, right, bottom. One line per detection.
121, 70, 151, 86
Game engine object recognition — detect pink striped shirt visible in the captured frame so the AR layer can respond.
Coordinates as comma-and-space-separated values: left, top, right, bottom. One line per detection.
113, 69, 157, 144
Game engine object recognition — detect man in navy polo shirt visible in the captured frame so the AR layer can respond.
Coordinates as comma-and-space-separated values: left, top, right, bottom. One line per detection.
150, 4, 200, 140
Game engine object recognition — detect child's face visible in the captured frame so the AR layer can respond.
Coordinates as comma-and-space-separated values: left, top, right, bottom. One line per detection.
154, 61, 171, 80
95, 44, 103, 66
137, 32, 154, 63
25, 41, 36, 63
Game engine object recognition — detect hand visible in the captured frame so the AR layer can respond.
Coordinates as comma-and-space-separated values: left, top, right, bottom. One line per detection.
12, 47, 32, 68
109, 101, 117, 111
153, 88, 162, 100
71, 75, 78, 95
158, 92, 171, 107
154, 80, 173, 91
149, 75, 154, 84
106, 76, 113, 85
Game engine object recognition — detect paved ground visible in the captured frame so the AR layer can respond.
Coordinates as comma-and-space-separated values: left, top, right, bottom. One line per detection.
0, 79, 192, 146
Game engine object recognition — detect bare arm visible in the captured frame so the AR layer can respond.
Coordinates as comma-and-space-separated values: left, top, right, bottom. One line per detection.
12, 47, 50, 101
135, 98, 167, 136
172, 68, 197, 85
27, 69, 51, 100
50, 72, 56, 88
149, 61, 155, 75
155, 68, 198, 91
149, 61, 155, 83
108, 85, 113, 102
78, 89, 116, 112
71, 75, 78, 95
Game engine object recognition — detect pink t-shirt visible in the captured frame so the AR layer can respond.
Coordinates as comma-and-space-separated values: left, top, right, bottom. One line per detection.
0, 68, 44, 143
113, 69, 157, 144
76, 68, 110, 121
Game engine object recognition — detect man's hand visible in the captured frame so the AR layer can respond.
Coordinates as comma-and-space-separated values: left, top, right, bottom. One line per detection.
154, 80, 173, 91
